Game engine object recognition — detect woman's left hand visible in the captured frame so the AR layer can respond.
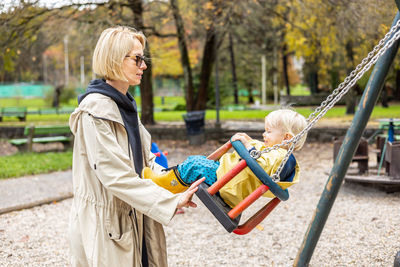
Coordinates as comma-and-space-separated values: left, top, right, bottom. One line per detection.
176, 177, 205, 209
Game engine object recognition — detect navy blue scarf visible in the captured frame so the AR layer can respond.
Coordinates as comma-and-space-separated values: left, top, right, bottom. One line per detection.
78, 79, 143, 175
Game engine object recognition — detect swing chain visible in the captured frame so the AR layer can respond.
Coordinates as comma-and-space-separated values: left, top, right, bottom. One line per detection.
271, 174, 280, 182
255, 19, 400, 180
250, 149, 261, 159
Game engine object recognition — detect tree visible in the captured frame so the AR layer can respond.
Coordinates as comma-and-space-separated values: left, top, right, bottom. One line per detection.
170, 0, 195, 111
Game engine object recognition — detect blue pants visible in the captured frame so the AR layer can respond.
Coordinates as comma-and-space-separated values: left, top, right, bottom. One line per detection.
177, 155, 220, 186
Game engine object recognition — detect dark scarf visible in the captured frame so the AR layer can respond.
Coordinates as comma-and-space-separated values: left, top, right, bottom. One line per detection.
78, 79, 143, 175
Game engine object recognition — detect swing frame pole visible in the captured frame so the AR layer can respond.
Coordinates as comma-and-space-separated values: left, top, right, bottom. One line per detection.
294, 10, 400, 267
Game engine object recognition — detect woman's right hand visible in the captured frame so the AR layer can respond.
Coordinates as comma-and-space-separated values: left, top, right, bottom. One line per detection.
176, 177, 205, 209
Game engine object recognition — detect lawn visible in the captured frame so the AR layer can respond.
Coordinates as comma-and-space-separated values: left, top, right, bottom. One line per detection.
155, 105, 400, 121
2, 94, 400, 124
0, 150, 72, 179
1, 100, 399, 179
1, 103, 400, 125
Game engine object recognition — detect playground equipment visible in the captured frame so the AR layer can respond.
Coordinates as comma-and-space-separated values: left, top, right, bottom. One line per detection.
195, 139, 296, 235
294, 5, 400, 266
333, 137, 369, 174
191, 3, 400, 264
334, 119, 400, 192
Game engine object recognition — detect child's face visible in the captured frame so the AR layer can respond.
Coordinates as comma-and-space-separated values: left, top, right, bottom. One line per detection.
263, 122, 285, 148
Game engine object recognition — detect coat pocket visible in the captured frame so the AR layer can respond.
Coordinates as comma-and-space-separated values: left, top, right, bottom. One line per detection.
105, 209, 134, 250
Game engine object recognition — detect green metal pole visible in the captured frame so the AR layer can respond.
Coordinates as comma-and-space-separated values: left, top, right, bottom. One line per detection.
294, 12, 400, 267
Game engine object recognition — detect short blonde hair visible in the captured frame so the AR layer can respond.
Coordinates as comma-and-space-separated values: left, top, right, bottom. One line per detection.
265, 109, 308, 150
92, 26, 146, 81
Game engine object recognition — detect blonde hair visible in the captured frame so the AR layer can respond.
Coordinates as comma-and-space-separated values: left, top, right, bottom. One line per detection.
92, 26, 146, 81
265, 109, 307, 150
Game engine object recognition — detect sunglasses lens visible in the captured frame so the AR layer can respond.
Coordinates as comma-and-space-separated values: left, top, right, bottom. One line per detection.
136, 55, 144, 67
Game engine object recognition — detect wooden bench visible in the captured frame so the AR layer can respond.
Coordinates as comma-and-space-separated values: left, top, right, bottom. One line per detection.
0, 107, 27, 122
385, 141, 400, 179
9, 125, 72, 152
333, 137, 369, 174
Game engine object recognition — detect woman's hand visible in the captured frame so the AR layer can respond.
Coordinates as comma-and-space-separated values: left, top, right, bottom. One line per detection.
231, 133, 253, 149
176, 177, 205, 209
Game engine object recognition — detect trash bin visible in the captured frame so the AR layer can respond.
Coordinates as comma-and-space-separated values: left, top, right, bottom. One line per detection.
182, 110, 206, 145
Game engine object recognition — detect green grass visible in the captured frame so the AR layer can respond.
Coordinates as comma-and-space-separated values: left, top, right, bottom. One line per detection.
0, 97, 78, 108
0, 114, 71, 126
155, 105, 400, 121
0, 150, 73, 179
0, 104, 399, 125
281, 84, 310, 96
0, 98, 48, 108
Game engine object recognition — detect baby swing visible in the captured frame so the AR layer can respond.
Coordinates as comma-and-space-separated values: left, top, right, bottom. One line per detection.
195, 18, 400, 235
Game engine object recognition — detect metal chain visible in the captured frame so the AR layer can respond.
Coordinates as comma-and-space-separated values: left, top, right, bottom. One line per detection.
253, 20, 400, 181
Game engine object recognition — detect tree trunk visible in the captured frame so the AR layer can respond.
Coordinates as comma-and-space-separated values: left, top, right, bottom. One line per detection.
345, 89, 357, 114
395, 68, 400, 101
129, 0, 154, 124
246, 80, 254, 104
228, 32, 239, 105
282, 43, 290, 96
195, 27, 217, 110
305, 61, 319, 95
141, 44, 155, 124
170, 0, 195, 111
52, 85, 63, 108
345, 40, 356, 115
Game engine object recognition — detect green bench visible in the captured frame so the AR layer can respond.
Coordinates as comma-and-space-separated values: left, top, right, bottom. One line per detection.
39, 108, 58, 115
10, 125, 72, 152
57, 107, 76, 114
0, 107, 27, 122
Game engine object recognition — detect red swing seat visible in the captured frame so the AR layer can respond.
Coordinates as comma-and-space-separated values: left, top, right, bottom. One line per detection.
195, 140, 294, 235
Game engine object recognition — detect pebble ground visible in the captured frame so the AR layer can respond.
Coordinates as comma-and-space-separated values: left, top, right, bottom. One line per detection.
0, 140, 399, 266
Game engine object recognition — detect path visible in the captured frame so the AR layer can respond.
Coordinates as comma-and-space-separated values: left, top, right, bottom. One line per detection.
0, 170, 72, 215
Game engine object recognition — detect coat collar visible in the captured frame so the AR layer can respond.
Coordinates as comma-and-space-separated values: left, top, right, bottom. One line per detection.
70, 93, 125, 134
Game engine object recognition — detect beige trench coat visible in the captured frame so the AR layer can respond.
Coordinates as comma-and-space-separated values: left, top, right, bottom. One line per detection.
68, 93, 180, 267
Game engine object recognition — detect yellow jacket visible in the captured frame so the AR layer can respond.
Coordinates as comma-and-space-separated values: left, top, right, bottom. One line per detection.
217, 139, 300, 208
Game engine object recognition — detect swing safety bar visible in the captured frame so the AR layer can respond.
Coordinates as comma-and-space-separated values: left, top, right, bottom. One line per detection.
231, 140, 289, 201
207, 140, 289, 201
228, 184, 271, 219
195, 139, 291, 234
207, 140, 232, 161
207, 159, 247, 195
233, 197, 281, 235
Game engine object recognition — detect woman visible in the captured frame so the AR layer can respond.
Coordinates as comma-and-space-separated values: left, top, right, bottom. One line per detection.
68, 26, 203, 266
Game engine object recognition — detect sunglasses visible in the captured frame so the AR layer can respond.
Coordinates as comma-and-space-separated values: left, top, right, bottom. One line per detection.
125, 54, 146, 67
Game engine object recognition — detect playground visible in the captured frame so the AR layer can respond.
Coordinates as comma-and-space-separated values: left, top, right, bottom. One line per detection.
2, 0, 400, 266
0, 140, 399, 266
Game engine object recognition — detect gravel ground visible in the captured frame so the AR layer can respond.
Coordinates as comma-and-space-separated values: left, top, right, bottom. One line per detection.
0, 140, 399, 266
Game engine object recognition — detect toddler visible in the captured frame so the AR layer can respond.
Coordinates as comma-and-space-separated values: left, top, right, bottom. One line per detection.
142, 109, 307, 208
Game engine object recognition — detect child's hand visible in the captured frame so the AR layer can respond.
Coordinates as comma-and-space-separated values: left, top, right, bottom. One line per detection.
231, 133, 253, 149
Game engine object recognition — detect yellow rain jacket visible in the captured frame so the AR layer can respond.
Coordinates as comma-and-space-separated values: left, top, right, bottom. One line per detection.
217, 139, 300, 208
69, 93, 180, 267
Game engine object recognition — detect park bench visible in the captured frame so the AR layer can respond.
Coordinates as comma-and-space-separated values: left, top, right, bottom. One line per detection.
333, 137, 369, 174
385, 141, 400, 179
57, 107, 76, 114
0, 107, 27, 122
9, 125, 72, 152
39, 108, 58, 115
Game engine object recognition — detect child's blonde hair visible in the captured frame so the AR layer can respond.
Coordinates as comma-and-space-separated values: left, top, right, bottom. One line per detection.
265, 108, 307, 151
92, 26, 146, 82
